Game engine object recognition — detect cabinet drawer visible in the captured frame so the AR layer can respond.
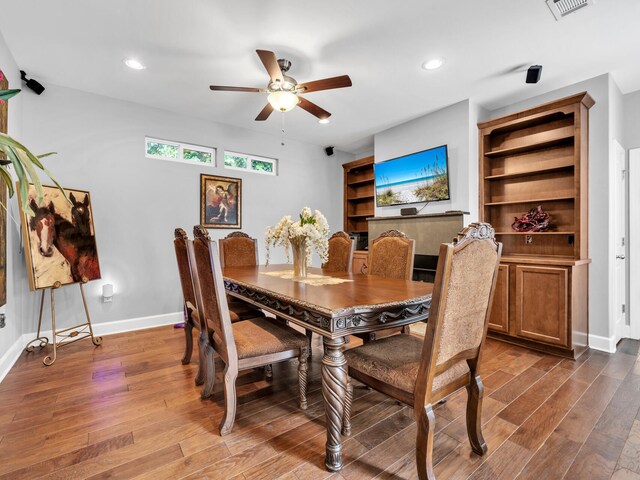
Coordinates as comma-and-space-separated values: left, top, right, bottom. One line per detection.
488, 265, 509, 333
515, 265, 569, 347
352, 251, 368, 275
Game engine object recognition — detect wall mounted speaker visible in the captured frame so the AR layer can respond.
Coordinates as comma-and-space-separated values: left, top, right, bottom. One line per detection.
526, 65, 543, 84
20, 71, 45, 95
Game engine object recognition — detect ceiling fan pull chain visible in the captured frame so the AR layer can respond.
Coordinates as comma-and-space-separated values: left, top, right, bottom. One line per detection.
281, 112, 286, 146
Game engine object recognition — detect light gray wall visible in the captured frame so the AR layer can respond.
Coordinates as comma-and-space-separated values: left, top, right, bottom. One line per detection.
16, 84, 345, 332
373, 100, 472, 218
485, 74, 612, 340
624, 90, 640, 149
0, 30, 25, 360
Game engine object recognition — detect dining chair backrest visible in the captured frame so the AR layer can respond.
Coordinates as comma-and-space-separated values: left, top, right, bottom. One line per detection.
192, 225, 238, 364
219, 231, 259, 268
414, 223, 502, 408
322, 231, 355, 273
173, 228, 199, 319
368, 229, 416, 280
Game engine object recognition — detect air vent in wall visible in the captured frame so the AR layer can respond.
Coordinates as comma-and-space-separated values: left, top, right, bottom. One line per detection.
546, 0, 594, 20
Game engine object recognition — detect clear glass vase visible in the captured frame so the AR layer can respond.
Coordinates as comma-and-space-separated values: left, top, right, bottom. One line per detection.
290, 237, 308, 278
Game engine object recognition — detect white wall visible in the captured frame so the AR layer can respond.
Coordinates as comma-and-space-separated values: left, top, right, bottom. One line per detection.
0, 30, 25, 370
624, 90, 640, 149
373, 100, 473, 219
16, 84, 346, 333
485, 74, 612, 342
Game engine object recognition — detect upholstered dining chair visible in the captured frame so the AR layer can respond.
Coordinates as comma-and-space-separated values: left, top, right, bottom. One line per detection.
192, 225, 310, 436
218, 231, 266, 320
342, 223, 502, 480
355, 229, 416, 342
174, 228, 251, 387
322, 231, 355, 273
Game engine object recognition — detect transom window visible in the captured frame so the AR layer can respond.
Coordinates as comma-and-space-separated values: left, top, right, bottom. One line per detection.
224, 150, 277, 175
145, 137, 215, 166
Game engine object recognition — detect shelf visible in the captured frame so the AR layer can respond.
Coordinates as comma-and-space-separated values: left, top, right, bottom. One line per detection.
347, 177, 374, 186
485, 163, 574, 180
485, 131, 574, 158
347, 195, 374, 202
485, 196, 574, 206
348, 213, 374, 218
495, 231, 575, 235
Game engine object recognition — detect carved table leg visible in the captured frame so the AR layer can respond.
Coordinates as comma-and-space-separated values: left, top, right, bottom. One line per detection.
322, 336, 348, 472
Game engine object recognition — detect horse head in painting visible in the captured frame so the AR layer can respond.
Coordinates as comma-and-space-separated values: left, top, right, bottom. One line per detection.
70, 192, 92, 237
28, 198, 56, 257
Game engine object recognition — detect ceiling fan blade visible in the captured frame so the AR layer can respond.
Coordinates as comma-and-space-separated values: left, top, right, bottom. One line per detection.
296, 75, 352, 93
255, 103, 274, 121
256, 50, 284, 83
209, 85, 264, 92
297, 97, 331, 120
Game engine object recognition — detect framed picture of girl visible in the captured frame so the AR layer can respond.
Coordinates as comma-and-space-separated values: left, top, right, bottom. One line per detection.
200, 174, 242, 229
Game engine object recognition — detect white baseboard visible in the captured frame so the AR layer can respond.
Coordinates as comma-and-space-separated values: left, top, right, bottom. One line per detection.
588, 333, 617, 353
0, 311, 183, 383
0, 333, 30, 384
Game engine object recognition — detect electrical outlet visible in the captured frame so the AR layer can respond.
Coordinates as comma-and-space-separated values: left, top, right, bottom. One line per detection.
0, 314, 5, 328
525, 235, 533, 244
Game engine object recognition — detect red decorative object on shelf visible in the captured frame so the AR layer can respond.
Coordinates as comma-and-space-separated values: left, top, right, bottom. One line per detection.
512, 205, 552, 232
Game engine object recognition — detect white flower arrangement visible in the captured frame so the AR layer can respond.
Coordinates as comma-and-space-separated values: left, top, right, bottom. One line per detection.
265, 207, 330, 266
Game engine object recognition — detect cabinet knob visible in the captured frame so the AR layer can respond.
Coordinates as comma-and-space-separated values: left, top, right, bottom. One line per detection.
616, 255, 626, 260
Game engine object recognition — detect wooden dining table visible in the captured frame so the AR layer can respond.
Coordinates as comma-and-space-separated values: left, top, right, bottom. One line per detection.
222, 264, 434, 472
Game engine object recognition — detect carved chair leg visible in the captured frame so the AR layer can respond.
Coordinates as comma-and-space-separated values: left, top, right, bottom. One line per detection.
466, 374, 488, 455
219, 365, 238, 436
194, 331, 207, 386
182, 319, 193, 365
306, 329, 313, 358
298, 347, 309, 410
265, 364, 273, 378
416, 404, 436, 480
342, 381, 353, 436
200, 340, 216, 399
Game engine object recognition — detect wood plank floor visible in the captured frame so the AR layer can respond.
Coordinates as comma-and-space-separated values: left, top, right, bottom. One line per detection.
1, 325, 639, 479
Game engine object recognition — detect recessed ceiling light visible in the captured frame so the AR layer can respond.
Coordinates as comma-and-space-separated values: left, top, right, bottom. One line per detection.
319, 118, 330, 124
123, 58, 146, 70
422, 58, 445, 70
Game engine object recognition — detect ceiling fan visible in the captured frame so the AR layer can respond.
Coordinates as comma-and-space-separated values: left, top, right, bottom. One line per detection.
209, 50, 352, 122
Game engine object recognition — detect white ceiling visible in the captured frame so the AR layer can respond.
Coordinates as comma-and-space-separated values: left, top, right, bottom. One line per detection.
1, 0, 639, 153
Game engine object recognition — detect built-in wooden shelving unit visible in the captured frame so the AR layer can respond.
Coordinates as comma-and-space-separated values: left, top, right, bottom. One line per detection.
478, 92, 594, 358
343, 156, 375, 233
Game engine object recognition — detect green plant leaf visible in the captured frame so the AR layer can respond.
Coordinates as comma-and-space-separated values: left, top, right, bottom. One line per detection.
13, 146, 43, 205
0, 89, 20, 101
6, 150, 33, 216
0, 132, 68, 204
0, 167, 15, 198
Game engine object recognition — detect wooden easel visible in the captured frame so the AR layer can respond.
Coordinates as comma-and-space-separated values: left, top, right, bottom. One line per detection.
25, 279, 102, 366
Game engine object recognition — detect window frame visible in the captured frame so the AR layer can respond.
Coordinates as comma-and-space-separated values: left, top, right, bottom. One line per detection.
223, 150, 278, 176
145, 137, 216, 167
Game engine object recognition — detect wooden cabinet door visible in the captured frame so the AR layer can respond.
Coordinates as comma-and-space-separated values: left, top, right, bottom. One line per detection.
352, 251, 368, 275
488, 265, 509, 333
515, 265, 569, 346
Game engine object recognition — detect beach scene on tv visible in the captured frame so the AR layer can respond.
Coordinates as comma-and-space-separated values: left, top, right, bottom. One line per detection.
375, 146, 450, 206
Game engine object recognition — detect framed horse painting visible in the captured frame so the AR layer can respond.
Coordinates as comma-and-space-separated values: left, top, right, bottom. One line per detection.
17, 184, 102, 290
200, 174, 242, 229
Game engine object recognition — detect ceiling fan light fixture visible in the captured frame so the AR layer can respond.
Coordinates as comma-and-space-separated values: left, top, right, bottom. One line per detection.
318, 118, 330, 124
268, 90, 299, 112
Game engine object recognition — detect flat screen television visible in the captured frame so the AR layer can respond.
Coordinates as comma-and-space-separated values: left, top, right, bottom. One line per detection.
374, 145, 450, 207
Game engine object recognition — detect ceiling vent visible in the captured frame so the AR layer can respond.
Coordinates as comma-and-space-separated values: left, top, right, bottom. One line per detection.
546, 0, 594, 20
